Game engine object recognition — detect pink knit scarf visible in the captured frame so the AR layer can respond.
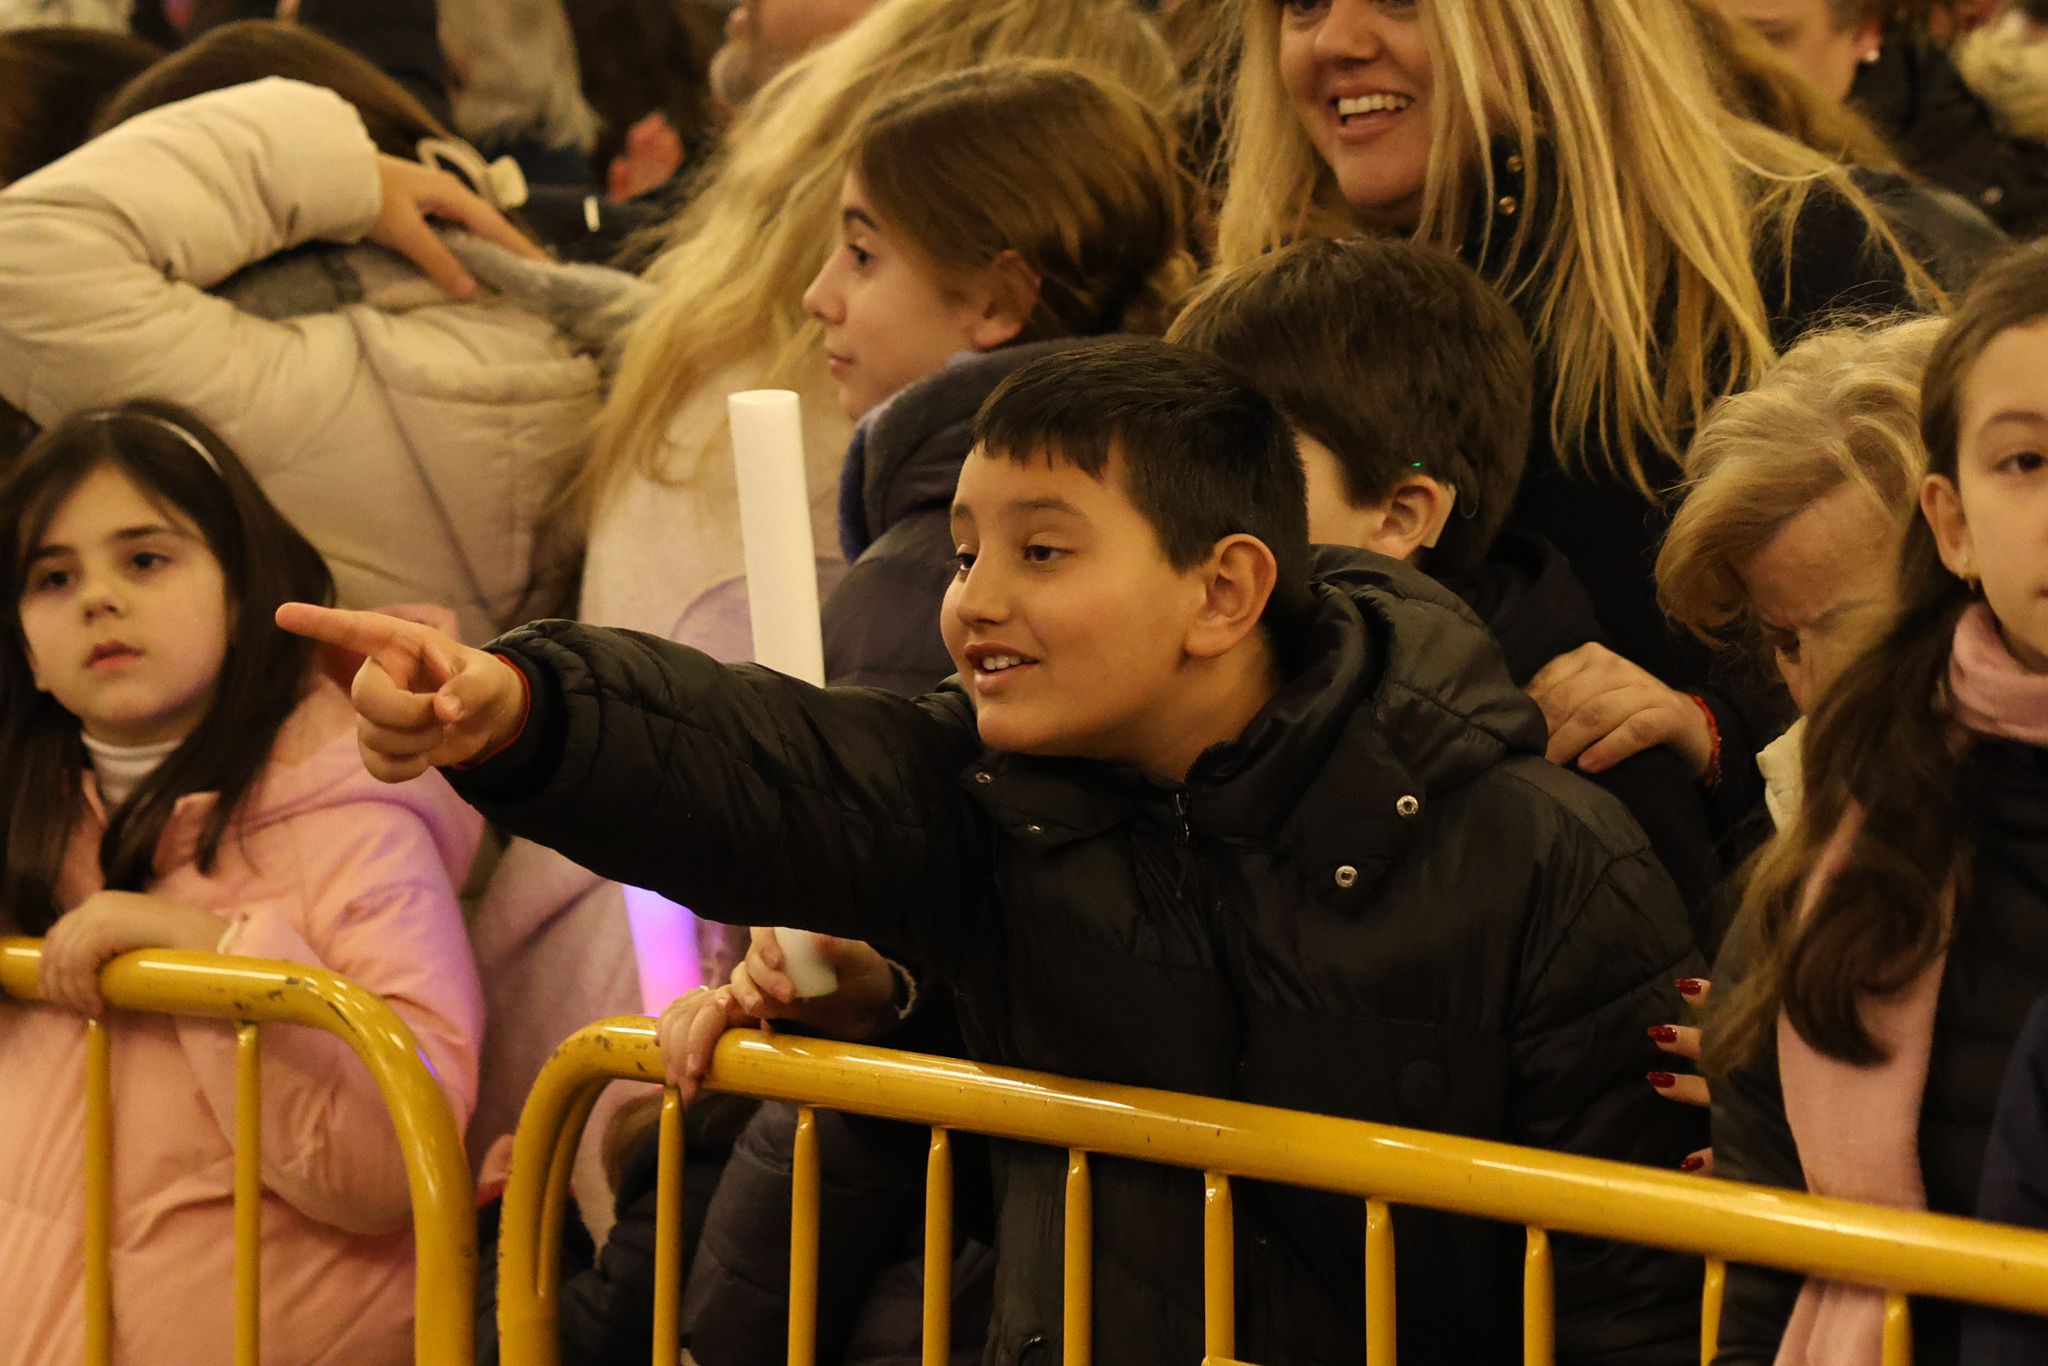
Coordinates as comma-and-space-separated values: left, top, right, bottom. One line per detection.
1774, 604, 2048, 1365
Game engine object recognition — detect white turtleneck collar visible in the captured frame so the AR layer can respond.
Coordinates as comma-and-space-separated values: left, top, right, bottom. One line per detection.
81, 733, 183, 809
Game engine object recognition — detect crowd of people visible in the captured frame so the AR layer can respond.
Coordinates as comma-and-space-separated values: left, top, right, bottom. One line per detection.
1, 0, 2047, 1362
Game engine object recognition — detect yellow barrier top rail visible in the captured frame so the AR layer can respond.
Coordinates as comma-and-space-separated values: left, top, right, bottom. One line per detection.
0, 937, 477, 1366
503, 1016, 2048, 1366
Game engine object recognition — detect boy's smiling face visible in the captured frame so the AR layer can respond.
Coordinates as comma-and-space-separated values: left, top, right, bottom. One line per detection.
942, 443, 1210, 767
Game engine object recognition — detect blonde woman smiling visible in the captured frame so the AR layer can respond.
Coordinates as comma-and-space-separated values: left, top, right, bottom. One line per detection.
1219, 0, 1935, 837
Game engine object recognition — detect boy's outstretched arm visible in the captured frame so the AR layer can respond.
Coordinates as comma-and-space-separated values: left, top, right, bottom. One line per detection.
277, 605, 993, 970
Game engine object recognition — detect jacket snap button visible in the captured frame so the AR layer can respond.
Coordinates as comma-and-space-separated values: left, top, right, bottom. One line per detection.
1497, 195, 1519, 216
1396, 795, 1421, 818
1505, 152, 1525, 174
1025, 822, 1044, 836
1334, 865, 1359, 889
1983, 185, 2006, 207
974, 771, 993, 784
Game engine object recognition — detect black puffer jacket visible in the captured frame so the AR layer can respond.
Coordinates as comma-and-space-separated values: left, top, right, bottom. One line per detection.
1852, 33, 2048, 239
1445, 534, 1724, 950
1712, 738, 2048, 1365
452, 551, 1708, 1366
825, 341, 1082, 693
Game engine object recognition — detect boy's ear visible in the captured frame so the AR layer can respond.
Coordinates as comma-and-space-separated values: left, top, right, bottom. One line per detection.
1369, 474, 1458, 562
1184, 533, 1279, 660
1921, 472, 1977, 583
969, 250, 1041, 352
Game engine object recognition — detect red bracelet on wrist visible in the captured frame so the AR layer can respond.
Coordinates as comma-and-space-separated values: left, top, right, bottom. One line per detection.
1687, 693, 1722, 791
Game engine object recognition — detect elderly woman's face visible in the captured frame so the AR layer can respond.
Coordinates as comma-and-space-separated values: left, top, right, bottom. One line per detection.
1734, 485, 1897, 714
1276, 0, 1437, 232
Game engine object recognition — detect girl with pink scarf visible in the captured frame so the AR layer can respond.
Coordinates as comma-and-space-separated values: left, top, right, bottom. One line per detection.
1708, 239, 2048, 1365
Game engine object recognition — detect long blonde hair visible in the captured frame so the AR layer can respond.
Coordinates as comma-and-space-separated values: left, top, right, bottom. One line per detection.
578, 0, 1179, 519
1656, 315, 1944, 646
1217, 0, 1935, 497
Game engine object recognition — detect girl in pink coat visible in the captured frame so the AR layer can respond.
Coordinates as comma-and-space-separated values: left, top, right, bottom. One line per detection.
0, 401, 485, 1364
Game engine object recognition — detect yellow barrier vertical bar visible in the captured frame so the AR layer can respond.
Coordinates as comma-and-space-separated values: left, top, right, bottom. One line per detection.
83, 1017, 112, 1366
789, 1106, 821, 1366
923, 1128, 953, 1366
1365, 1197, 1395, 1366
1065, 1150, 1092, 1366
1523, 1226, 1554, 1366
1700, 1259, 1726, 1366
234, 1025, 262, 1366
1882, 1293, 1913, 1366
651, 1090, 685, 1366
1204, 1171, 1235, 1361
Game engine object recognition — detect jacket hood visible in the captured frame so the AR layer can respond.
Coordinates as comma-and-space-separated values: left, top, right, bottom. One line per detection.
105, 682, 482, 884
970, 547, 1546, 896
847, 339, 1089, 558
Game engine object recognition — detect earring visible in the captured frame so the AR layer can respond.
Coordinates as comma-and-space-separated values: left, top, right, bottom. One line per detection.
1861, 46, 1883, 64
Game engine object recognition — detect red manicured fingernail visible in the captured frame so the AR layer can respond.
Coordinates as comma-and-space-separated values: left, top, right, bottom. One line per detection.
1681, 1154, 1706, 1172
1647, 1071, 1677, 1088
1648, 1025, 1679, 1043
1676, 979, 1705, 997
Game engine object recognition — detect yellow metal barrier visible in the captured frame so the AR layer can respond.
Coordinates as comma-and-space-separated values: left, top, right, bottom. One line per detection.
500, 1019, 2048, 1366
0, 938, 477, 1366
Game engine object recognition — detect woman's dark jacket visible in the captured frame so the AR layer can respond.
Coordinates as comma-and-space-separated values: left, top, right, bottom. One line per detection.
1852, 32, 2048, 239
450, 551, 1708, 1366
1468, 148, 1923, 845
825, 341, 1082, 694
1712, 739, 2048, 1364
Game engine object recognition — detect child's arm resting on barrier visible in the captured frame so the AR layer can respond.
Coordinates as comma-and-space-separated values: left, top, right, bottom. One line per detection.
276, 604, 993, 972
658, 929, 908, 1101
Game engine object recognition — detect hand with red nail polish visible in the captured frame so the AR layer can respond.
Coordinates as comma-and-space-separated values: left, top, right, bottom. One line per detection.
1648, 1020, 1711, 1106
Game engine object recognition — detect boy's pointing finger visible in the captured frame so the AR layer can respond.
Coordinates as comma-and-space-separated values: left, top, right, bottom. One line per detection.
276, 602, 408, 655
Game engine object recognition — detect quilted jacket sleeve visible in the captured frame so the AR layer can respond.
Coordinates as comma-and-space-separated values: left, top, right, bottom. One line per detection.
0, 78, 379, 466
450, 621, 997, 975
1507, 776, 1711, 1366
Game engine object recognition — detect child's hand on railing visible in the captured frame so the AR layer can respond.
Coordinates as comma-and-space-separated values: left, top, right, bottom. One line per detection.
39, 892, 226, 1016
1648, 976, 1713, 1174
656, 930, 908, 1102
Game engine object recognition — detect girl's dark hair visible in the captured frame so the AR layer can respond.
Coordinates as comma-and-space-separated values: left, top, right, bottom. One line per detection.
0, 401, 335, 933
1713, 240, 2048, 1070
95, 19, 450, 156
0, 26, 164, 187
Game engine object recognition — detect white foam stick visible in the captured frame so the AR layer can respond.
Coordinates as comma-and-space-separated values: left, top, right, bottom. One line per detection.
729, 389, 837, 997
730, 389, 826, 685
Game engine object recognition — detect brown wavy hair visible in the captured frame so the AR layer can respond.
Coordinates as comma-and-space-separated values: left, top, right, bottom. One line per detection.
851, 60, 1198, 344
1712, 242, 2048, 1069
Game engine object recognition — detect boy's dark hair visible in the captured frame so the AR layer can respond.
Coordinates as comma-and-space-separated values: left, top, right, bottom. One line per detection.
974, 336, 1312, 630
1167, 237, 1534, 576
0, 401, 335, 934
